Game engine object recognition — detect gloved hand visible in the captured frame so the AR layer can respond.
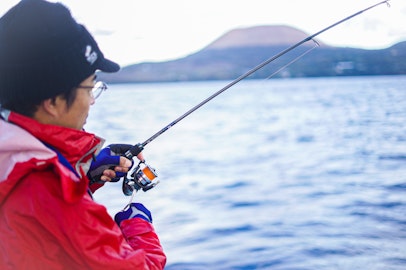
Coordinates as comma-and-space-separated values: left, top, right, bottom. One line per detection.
88, 144, 133, 184
114, 203, 153, 225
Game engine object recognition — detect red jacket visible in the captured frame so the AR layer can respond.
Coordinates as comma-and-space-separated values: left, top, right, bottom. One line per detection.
0, 111, 166, 269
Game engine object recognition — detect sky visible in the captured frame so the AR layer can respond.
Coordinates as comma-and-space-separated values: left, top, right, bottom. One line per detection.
0, 0, 405, 66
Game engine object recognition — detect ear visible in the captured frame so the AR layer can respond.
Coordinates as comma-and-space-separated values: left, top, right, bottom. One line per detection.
33, 96, 67, 125
37, 95, 67, 118
40, 98, 60, 117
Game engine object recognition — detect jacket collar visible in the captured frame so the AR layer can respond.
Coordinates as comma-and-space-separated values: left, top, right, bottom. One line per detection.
5, 110, 104, 169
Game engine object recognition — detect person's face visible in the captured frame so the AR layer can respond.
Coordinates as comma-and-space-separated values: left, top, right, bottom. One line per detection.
53, 74, 96, 130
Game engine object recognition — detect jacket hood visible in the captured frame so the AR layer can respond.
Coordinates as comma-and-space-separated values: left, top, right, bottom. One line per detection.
0, 119, 55, 205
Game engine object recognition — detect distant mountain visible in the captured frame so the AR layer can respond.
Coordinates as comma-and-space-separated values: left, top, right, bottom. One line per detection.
100, 25, 406, 83
204, 25, 327, 49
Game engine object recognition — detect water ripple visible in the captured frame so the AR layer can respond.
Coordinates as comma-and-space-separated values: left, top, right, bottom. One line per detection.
90, 76, 406, 270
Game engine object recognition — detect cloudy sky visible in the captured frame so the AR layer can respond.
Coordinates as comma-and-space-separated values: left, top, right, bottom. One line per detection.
1, 0, 405, 66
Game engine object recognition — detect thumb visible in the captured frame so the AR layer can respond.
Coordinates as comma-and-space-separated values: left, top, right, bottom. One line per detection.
119, 156, 132, 168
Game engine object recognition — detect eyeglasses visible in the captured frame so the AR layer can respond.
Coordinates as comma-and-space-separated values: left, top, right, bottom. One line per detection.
77, 81, 108, 100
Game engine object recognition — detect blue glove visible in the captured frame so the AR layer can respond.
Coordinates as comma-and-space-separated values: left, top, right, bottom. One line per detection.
88, 144, 133, 184
114, 203, 153, 225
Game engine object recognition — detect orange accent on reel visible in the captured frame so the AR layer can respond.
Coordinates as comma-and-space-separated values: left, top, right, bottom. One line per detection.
142, 166, 157, 180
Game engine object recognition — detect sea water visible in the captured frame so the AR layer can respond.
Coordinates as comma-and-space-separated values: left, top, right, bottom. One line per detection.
87, 75, 406, 270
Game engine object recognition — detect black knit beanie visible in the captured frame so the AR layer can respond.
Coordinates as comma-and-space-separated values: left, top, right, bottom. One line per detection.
0, 0, 120, 107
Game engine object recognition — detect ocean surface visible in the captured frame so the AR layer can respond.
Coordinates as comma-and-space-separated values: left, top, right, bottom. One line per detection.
87, 75, 406, 270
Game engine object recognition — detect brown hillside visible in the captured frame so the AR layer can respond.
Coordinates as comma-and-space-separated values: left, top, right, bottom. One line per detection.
205, 25, 325, 49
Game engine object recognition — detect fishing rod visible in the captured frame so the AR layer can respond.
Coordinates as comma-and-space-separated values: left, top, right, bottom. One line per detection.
120, 0, 390, 196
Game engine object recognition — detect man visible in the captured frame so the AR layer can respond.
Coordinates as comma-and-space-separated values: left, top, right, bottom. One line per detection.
0, 0, 166, 269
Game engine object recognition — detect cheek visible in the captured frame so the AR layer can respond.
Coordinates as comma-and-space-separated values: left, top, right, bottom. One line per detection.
81, 99, 91, 115
73, 94, 92, 119
78, 91, 93, 109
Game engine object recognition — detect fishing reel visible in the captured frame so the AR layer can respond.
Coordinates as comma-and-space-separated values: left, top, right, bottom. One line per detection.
122, 161, 159, 195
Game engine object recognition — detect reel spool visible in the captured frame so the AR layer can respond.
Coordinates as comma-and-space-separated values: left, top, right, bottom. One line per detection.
122, 161, 159, 195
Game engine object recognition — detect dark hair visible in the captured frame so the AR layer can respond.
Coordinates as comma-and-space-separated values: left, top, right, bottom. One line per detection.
1, 87, 78, 117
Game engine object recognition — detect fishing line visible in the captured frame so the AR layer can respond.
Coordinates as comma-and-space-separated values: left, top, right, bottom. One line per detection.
264, 39, 320, 81
120, 0, 390, 196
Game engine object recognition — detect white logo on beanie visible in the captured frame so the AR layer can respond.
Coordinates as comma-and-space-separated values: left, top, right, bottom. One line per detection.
85, 45, 98, 65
